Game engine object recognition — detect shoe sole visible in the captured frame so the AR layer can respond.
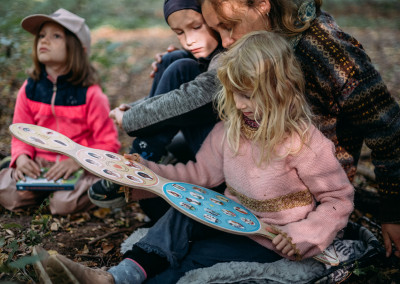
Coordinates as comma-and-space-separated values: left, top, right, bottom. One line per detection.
46, 255, 80, 284
88, 190, 126, 209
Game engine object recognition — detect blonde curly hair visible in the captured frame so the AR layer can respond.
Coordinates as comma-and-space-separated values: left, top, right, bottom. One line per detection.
216, 30, 313, 164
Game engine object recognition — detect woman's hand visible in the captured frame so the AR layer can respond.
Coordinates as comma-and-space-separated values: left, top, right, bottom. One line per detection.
14, 154, 41, 181
44, 158, 81, 181
150, 44, 179, 78
109, 104, 131, 129
382, 223, 400, 258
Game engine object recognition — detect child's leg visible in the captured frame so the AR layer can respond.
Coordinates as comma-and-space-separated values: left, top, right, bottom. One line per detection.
124, 208, 218, 270
122, 207, 281, 283
131, 55, 205, 223
145, 233, 282, 284
0, 168, 45, 210
148, 50, 194, 98
42, 208, 201, 283
40, 208, 280, 284
131, 57, 203, 162
48, 174, 98, 215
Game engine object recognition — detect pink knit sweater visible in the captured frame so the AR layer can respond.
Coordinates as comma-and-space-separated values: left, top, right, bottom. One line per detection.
136, 122, 354, 260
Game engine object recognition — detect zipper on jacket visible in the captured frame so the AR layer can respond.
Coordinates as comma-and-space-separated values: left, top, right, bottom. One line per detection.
50, 80, 61, 163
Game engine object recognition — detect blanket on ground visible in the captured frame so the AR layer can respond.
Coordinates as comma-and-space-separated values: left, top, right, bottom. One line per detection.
121, 222, 383, 284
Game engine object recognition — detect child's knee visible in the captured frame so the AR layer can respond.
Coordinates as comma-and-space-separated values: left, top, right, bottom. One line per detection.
161, 50, 189, 65
165, 59, 200, 79
48, 197, 78, 215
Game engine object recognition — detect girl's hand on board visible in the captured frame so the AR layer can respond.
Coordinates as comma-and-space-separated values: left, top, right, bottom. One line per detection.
267, 226, 296, 257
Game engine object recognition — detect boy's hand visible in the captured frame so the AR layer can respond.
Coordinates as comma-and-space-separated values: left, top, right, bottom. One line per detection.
109, 104, 130, 129
44, 158, 80, 181
150, 44, 179, 78
14, 154, 40, 181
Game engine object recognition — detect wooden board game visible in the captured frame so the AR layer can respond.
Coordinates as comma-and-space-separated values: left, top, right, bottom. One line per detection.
9, 123, 339, 266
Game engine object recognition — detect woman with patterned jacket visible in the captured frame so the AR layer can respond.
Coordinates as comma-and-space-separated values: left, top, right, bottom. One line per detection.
110, 0, 400, 258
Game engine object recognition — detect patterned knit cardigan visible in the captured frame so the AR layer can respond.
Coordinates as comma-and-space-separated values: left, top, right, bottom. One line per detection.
294, 11, 400, 223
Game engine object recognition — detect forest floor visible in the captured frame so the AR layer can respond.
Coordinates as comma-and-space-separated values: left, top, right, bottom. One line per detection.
1, 23, 400, 283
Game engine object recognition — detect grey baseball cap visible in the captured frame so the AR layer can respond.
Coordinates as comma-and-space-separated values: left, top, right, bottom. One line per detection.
21, 8, 91, 54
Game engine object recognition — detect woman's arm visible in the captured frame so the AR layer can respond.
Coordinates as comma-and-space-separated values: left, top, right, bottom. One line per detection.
122, 69, 220, 136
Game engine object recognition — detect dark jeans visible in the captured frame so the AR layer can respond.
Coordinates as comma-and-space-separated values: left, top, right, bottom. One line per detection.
128, 208, 281, 284
133, 50, 217, 223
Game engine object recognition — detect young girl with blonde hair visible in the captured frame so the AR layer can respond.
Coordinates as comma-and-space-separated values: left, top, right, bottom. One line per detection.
216, 29, 313, 165
35, 30, 354, 284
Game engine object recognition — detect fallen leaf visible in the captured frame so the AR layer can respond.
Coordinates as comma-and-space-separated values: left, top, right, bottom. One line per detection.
102, 243, 114, 254
71, 218, 86, 224
81, 245, 89, 254
0, 253, 8, 265
134, 213, 150, 222
50, 222, 59, 231
93, 208, 111, 219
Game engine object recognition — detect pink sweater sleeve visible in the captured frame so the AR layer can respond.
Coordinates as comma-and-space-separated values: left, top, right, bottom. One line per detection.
275, 127, 354, 259
129, 123, 226, 201
10, 81, 36, 167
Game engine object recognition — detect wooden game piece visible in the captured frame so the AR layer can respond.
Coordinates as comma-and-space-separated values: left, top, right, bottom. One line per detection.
9, 123, 339, 266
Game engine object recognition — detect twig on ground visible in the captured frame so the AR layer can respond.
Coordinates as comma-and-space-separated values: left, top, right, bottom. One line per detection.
75, 254, 104, 259
88, 227, 133, 245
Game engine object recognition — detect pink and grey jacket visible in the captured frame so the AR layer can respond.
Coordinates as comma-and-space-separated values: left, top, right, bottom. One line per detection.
11, 72, 120, 167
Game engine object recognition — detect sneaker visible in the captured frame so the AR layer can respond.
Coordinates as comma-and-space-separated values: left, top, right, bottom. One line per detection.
88, 179, 126, 209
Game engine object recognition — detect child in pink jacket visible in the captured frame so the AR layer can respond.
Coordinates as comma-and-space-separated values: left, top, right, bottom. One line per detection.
0, 9, 120, 215
35, 31, 354, 283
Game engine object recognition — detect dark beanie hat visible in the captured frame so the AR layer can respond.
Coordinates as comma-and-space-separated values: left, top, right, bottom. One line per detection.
164, 0, 202, 24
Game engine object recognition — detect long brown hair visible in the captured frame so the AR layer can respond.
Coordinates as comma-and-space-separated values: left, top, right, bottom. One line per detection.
200, 0, 322, 36
28, 24, 99, 86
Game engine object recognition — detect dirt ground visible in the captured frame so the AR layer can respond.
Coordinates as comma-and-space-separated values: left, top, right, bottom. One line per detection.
1, 25, 400, 283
